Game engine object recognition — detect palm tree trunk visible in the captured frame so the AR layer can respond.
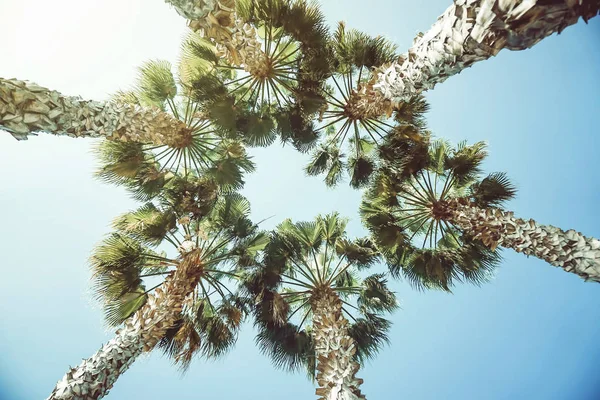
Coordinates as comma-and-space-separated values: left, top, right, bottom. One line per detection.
442, 198, 600, 282
1, 78, 189, 146
373, 1, 600, 101
164, 0, 218, 20
164, 0, 266, 73
310, 287, 365, 400
47, 251, 204, 399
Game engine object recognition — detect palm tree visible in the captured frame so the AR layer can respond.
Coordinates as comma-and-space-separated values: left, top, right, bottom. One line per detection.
166, 0, 328, 88
362, 139, 600, 289
183, 0, 331, 152
373, 1, 600, 101
303, 22, 430, 188
47, 174, 267, 399
245, 213, 397, 399
0, 77, 188, 143
113, 53, 264, 177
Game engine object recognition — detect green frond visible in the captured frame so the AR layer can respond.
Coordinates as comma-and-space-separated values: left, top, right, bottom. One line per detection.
305, 145, 331, 176
349, 313, 391, 363
427, 138, 451, 175
470, 172, 517, 207
348, 155, 375, 188
403, 249, 462, 292
324, 149, 345, 187
276, 106, 320, 153
358, 274, 397, 313
206, 144, 256, 191
198, 307, 239, 359
159, 174, 219, 219
238, 0, 328, 48
283, 220, 323, 252
210, 192, 251, 225
360, 198, 410, 254
159, 318, 202, 371
237, 110, 278, 147
192, 74, 230, 104
95, 140, 146, 183
179, 33, 220, 85
317, 212, 347, 244
333, 22, 397, 70
445, 140, 487, 185
393, 95, 430, 128
159, 294, 248, 370
232, 231, 270, 268
90, 233, 168, 325
112, 90, 140, 106
135, 59, 177, 108
103, 288, 148, 327
255, 321, 315, 376
112, 203, 177, 246
94, 138, 171, 201
336, 237, 380, 270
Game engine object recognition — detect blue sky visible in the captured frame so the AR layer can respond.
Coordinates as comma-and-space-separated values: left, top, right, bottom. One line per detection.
1, 1, 599, 399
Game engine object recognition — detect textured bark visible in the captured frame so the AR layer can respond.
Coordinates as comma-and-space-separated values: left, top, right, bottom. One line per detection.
374, 0, 600, 101
164, 0, 218, 20
165, 0, 267, 74
0, 78, 189, 146
47, 251, 204, 400
443, 198, 600, 282
311, 287, 365, 400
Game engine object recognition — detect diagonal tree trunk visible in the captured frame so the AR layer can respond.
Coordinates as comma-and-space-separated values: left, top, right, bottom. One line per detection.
441, 198, 600, 282
311, 287, 365, 400
1, 78, 190, 146
47, 251, 204, 400
373, 0, 600, 101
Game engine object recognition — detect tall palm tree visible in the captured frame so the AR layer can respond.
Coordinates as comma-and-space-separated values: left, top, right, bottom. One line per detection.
0, 77, 188, 143
362, 139, 600, 289
246, 213, 397, 399
372, 1, 600, 101
47, 174, 267, 399
303, 22, 430, 188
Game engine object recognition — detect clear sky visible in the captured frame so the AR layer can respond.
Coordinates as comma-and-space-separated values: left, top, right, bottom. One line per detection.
1, 1, 599, 399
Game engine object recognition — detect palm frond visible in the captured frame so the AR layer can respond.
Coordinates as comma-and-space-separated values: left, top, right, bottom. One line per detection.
348, 155, 375, 188
136, 60, 177, 108
349, 313, 392, 363
470, 172, 517, 207
112, 203, 177, 246
358, 274, 397, 313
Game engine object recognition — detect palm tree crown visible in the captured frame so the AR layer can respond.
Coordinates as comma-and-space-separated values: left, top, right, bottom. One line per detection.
92, 175, 268, 368
245, 213, 397, 390
361, 139, 509, 291
187, 0, 331, 153
304, 23, 431, 188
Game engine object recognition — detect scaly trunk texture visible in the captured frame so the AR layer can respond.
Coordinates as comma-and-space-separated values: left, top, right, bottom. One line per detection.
164, 0, 218, 20
164, 0, 267, 74
442, 198, 600, 282
47, 251, 204, 400
373, 0, 600, 101
1, 78, 189, 146
310, 287, 365, 400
